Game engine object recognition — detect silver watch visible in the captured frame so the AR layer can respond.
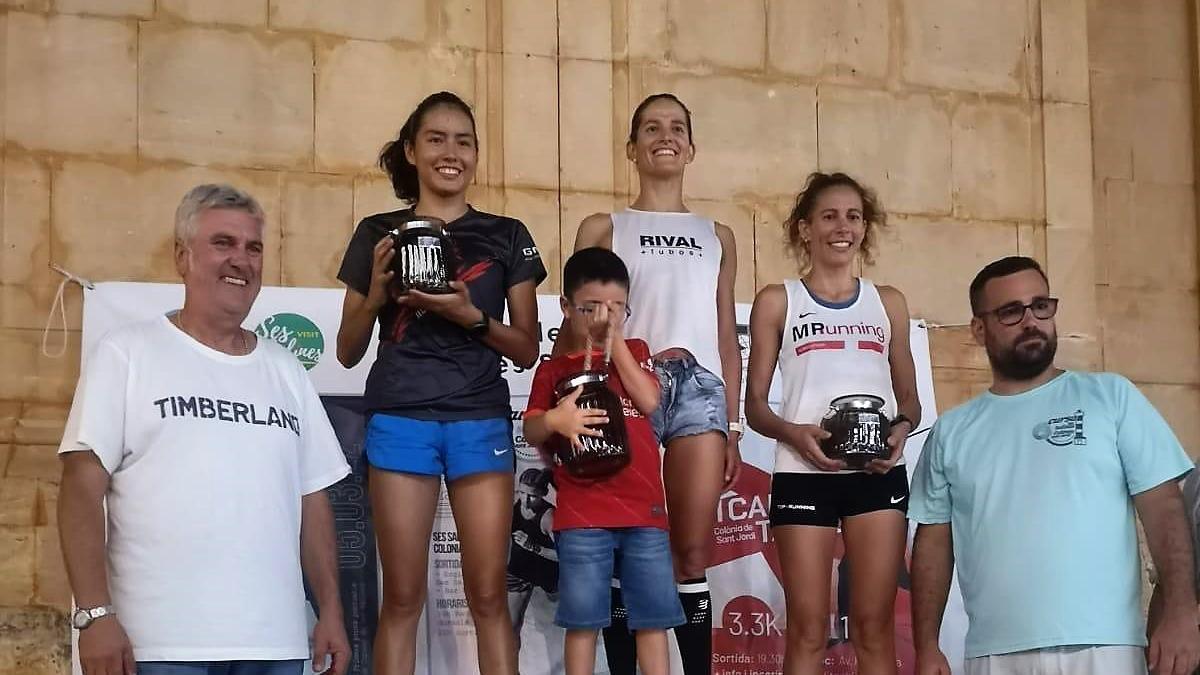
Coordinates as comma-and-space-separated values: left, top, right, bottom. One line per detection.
72, 605, 116, 630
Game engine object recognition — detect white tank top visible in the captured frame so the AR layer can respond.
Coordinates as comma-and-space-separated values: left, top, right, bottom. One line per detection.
774, 278, 898, 474
611, 209, 724, 381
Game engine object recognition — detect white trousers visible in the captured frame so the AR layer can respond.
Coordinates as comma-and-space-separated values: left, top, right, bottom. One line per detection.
965, 645, 1147, 675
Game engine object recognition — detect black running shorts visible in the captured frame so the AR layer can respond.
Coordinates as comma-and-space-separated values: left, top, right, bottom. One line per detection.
769, 465, 909, 528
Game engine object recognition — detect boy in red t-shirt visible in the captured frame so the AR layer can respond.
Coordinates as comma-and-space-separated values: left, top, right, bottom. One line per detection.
524, 247, 683, 675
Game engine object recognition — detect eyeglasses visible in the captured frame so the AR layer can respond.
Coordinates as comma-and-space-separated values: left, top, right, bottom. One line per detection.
572, 301, 632, 320
976, 297, 1059, 326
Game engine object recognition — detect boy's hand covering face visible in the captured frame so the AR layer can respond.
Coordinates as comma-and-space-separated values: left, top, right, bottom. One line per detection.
573, 299, 628, 343
567, 280, 630, 344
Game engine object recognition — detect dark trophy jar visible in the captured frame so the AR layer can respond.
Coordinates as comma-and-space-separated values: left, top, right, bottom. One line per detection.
380, 216, 458, 295
818, 394, 892, 469
551, 371, 631, 479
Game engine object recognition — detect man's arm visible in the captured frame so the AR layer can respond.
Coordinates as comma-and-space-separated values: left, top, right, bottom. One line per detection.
59, 451, 136, 675
301, 489, 350, 675
1151, 468, 1200, 633
911, 523, 954, 674
60, 452, 113, 607
1136, 480, 1200, 675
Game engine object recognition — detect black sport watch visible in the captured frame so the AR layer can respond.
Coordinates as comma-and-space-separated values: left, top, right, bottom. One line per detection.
467, 311, 490, 339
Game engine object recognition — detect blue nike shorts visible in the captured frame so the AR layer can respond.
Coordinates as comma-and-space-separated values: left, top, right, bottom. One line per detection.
365, 414, 515, 481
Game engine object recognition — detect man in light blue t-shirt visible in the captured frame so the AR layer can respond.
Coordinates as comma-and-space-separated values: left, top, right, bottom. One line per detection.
910, 256, 1198, 675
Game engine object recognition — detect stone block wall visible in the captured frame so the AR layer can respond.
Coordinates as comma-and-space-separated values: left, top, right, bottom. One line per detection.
1089, 0, 1200, 455
0, 1, 1194, 671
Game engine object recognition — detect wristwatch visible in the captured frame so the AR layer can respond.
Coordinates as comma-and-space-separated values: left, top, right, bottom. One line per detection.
728, 421, 745, 436
467, 311, 490, 339
72, 605, 116, 630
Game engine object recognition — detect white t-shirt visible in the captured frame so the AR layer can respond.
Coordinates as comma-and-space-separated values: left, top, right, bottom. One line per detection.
59, 315, 351, 661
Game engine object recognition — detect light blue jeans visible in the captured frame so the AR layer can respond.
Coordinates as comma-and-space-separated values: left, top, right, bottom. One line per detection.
555, 527, 685, 630
650, 353, 728, 442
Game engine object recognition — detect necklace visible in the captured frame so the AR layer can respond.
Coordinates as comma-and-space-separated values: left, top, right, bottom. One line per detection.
172, 311, 250, 356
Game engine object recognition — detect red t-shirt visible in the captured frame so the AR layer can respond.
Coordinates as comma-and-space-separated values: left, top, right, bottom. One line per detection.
524, 339, 668, 532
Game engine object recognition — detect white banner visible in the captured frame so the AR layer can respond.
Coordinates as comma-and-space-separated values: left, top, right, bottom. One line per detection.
80, 282, 374, 394
78, 282, 968, 674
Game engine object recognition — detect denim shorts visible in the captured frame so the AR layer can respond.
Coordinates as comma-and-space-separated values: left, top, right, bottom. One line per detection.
650, 354, 728, 444
365, 414, 514, 481
555, 527, 685, 631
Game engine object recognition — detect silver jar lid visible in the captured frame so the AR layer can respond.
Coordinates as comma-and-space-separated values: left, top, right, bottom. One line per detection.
388, 217, 447, 236
828, 394, 886, 411
558, 371, 608, 392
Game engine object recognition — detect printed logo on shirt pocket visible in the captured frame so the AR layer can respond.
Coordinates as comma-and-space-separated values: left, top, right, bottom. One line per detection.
254, 313, 325, 370
1032, 409, 1087, 447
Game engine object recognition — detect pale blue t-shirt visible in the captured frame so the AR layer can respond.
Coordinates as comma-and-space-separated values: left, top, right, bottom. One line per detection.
910, 370, 1192, 658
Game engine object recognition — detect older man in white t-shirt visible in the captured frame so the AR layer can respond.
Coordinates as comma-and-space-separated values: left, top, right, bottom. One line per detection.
57, 185, 351, 675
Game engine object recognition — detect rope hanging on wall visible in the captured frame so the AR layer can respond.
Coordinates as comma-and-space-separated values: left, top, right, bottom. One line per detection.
43, 264, 94, 359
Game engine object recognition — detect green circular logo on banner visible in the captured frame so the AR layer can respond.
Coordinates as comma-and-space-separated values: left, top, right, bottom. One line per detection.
255, 313, 324, 370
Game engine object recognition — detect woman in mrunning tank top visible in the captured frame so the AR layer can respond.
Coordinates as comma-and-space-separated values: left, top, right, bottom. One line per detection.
554, 94, 742, 675
745, 173, 921, 674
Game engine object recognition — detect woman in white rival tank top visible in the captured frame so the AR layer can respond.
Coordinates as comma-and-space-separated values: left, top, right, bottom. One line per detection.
556, 94, 742, 675
745, 173, 921, 673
